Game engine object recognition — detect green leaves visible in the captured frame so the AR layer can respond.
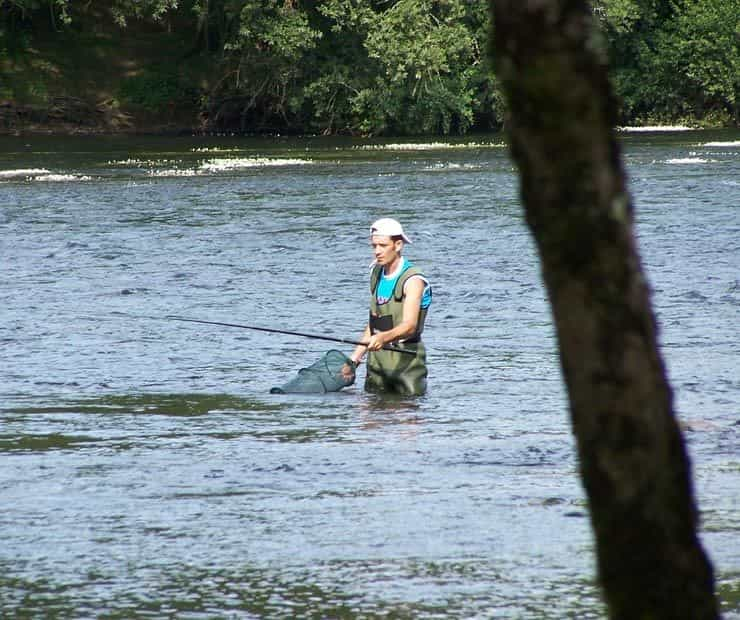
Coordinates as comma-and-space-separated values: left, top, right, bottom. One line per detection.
598, 0, 738, 124
233, 0, 320, 61
119, 64, 197, 113
306, 0, 488, 135
671, 0, 739, 108
2, 0, 736, 132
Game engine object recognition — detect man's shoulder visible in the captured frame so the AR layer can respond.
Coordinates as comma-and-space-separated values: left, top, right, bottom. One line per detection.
400, 262, 427, 281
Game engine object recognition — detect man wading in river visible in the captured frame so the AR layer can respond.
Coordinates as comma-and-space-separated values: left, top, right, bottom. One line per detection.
348, 218, 432, 395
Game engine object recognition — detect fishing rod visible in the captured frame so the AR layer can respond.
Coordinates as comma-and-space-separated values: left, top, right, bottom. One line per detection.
166, 316, 417, 355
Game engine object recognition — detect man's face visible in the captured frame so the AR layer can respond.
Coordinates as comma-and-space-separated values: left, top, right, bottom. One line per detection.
371, 235, 402, 267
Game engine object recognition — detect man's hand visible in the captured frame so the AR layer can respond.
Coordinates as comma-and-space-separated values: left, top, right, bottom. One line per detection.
366, 333, 388, 351
340, 362, 356, 381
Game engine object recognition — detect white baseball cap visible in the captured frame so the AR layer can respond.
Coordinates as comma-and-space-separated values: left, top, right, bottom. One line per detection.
370, 218, 412, 243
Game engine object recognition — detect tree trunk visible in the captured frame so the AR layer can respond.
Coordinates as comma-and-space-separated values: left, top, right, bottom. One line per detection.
488, 1, 719, 618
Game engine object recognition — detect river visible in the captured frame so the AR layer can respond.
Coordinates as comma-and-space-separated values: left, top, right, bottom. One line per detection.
1, 130, 738, 618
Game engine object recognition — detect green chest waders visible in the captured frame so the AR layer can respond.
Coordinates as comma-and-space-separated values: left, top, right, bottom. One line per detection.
366, 265, 429, 396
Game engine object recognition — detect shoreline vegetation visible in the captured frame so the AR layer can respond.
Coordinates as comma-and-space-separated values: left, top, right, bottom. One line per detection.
1, 1, 738, 138
0, 113, 716, 139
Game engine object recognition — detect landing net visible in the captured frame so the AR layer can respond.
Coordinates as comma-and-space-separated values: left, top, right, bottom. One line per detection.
270, 350, 356, 394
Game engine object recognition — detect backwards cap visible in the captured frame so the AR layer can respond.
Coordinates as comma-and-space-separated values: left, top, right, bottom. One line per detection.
370, 218, 411, 243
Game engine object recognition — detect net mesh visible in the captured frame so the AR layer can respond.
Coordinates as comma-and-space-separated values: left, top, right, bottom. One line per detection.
270, 350, 356, 394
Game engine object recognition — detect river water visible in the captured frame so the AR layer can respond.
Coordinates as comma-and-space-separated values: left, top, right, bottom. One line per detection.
1, 130, 738, 618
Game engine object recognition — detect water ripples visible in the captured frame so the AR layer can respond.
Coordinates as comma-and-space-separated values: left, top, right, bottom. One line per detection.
1, 131, 738, 618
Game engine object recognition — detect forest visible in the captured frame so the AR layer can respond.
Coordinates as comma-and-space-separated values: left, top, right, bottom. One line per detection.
1, 0, 738, 135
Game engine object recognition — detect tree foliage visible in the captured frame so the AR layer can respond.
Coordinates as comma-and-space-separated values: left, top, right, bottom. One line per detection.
1, 0, 737, 133
595, 0, 739, 124
209, 0, 322, 130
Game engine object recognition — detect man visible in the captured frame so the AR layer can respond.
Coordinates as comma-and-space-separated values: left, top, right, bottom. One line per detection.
349, 218, 432, 395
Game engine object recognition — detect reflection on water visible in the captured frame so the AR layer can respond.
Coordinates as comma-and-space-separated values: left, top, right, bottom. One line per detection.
0, 559, 605, 619
1, 131, 738, 618
4, 393, 281, 416
0, 433, 97, 453
354, 392, 423, 431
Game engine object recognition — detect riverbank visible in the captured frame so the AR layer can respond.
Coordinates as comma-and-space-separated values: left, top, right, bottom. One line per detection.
0, 97, 200, 137
2, 115, 729, 138
1, 4, 207, 138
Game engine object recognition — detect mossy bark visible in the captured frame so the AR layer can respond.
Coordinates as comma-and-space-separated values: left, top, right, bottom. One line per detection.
489, 1, 718, 618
